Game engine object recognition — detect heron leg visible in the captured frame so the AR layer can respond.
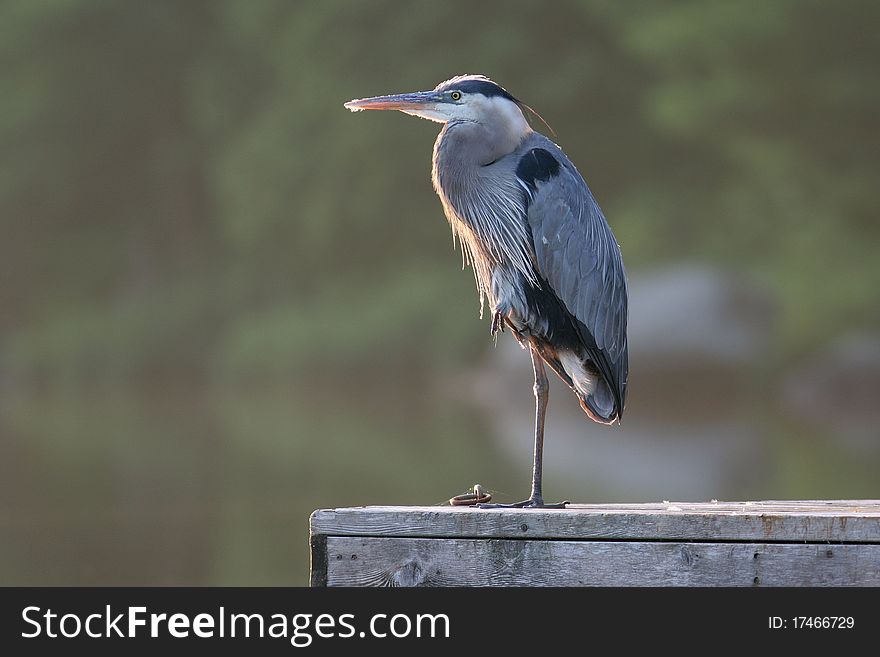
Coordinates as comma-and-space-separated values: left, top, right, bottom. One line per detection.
528, 346, 549, 503
478, 346, 568, 510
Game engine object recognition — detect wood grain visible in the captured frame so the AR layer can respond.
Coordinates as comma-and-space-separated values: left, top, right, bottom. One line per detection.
311, 500, 880, 544
325, 536, 880, 587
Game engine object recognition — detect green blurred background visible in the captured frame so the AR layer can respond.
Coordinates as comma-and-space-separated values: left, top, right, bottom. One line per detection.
1, 0, 878, 585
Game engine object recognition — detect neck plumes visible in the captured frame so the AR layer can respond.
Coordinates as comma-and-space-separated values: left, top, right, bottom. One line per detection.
431, 118, 537, 316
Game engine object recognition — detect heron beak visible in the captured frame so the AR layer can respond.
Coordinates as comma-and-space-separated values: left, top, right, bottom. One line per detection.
344, 91, 441, 113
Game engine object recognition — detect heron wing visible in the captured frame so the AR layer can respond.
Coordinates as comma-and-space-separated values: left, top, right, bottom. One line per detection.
517, 146, 628, 411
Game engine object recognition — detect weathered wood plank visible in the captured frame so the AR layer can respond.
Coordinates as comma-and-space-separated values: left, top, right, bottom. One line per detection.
309, 533, 328, 587
325, 536, 880, 587
311, 501, 880, 544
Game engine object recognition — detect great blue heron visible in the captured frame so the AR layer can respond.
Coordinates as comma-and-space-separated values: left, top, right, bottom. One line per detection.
345, 75, 627, 508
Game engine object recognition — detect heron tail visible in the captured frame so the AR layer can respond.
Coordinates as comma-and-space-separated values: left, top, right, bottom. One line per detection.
556, 350, 621, 425
577, 382, 620, 425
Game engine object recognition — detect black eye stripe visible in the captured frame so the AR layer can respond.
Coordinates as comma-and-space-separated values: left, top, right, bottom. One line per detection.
450, 79, 518, 103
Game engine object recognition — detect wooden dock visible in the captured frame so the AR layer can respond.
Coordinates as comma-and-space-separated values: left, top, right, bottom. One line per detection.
310, 500, 880, 586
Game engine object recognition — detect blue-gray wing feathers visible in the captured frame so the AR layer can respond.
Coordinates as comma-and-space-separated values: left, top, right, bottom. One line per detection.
518, 145, 628, 417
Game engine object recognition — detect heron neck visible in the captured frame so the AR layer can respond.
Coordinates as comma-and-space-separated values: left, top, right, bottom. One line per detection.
435, 119, 528, 169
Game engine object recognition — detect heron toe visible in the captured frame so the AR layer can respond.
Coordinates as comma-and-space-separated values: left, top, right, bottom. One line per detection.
477, 497, 569, 509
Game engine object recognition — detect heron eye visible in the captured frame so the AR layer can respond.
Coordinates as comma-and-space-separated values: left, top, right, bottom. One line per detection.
450, 91, 462, 101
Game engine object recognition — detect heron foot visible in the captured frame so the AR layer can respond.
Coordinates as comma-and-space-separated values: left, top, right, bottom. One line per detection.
490, 311, 505, 336
477, 497, 569, 509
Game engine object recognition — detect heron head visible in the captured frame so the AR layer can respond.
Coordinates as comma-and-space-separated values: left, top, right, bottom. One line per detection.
344, 74, 530, 130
